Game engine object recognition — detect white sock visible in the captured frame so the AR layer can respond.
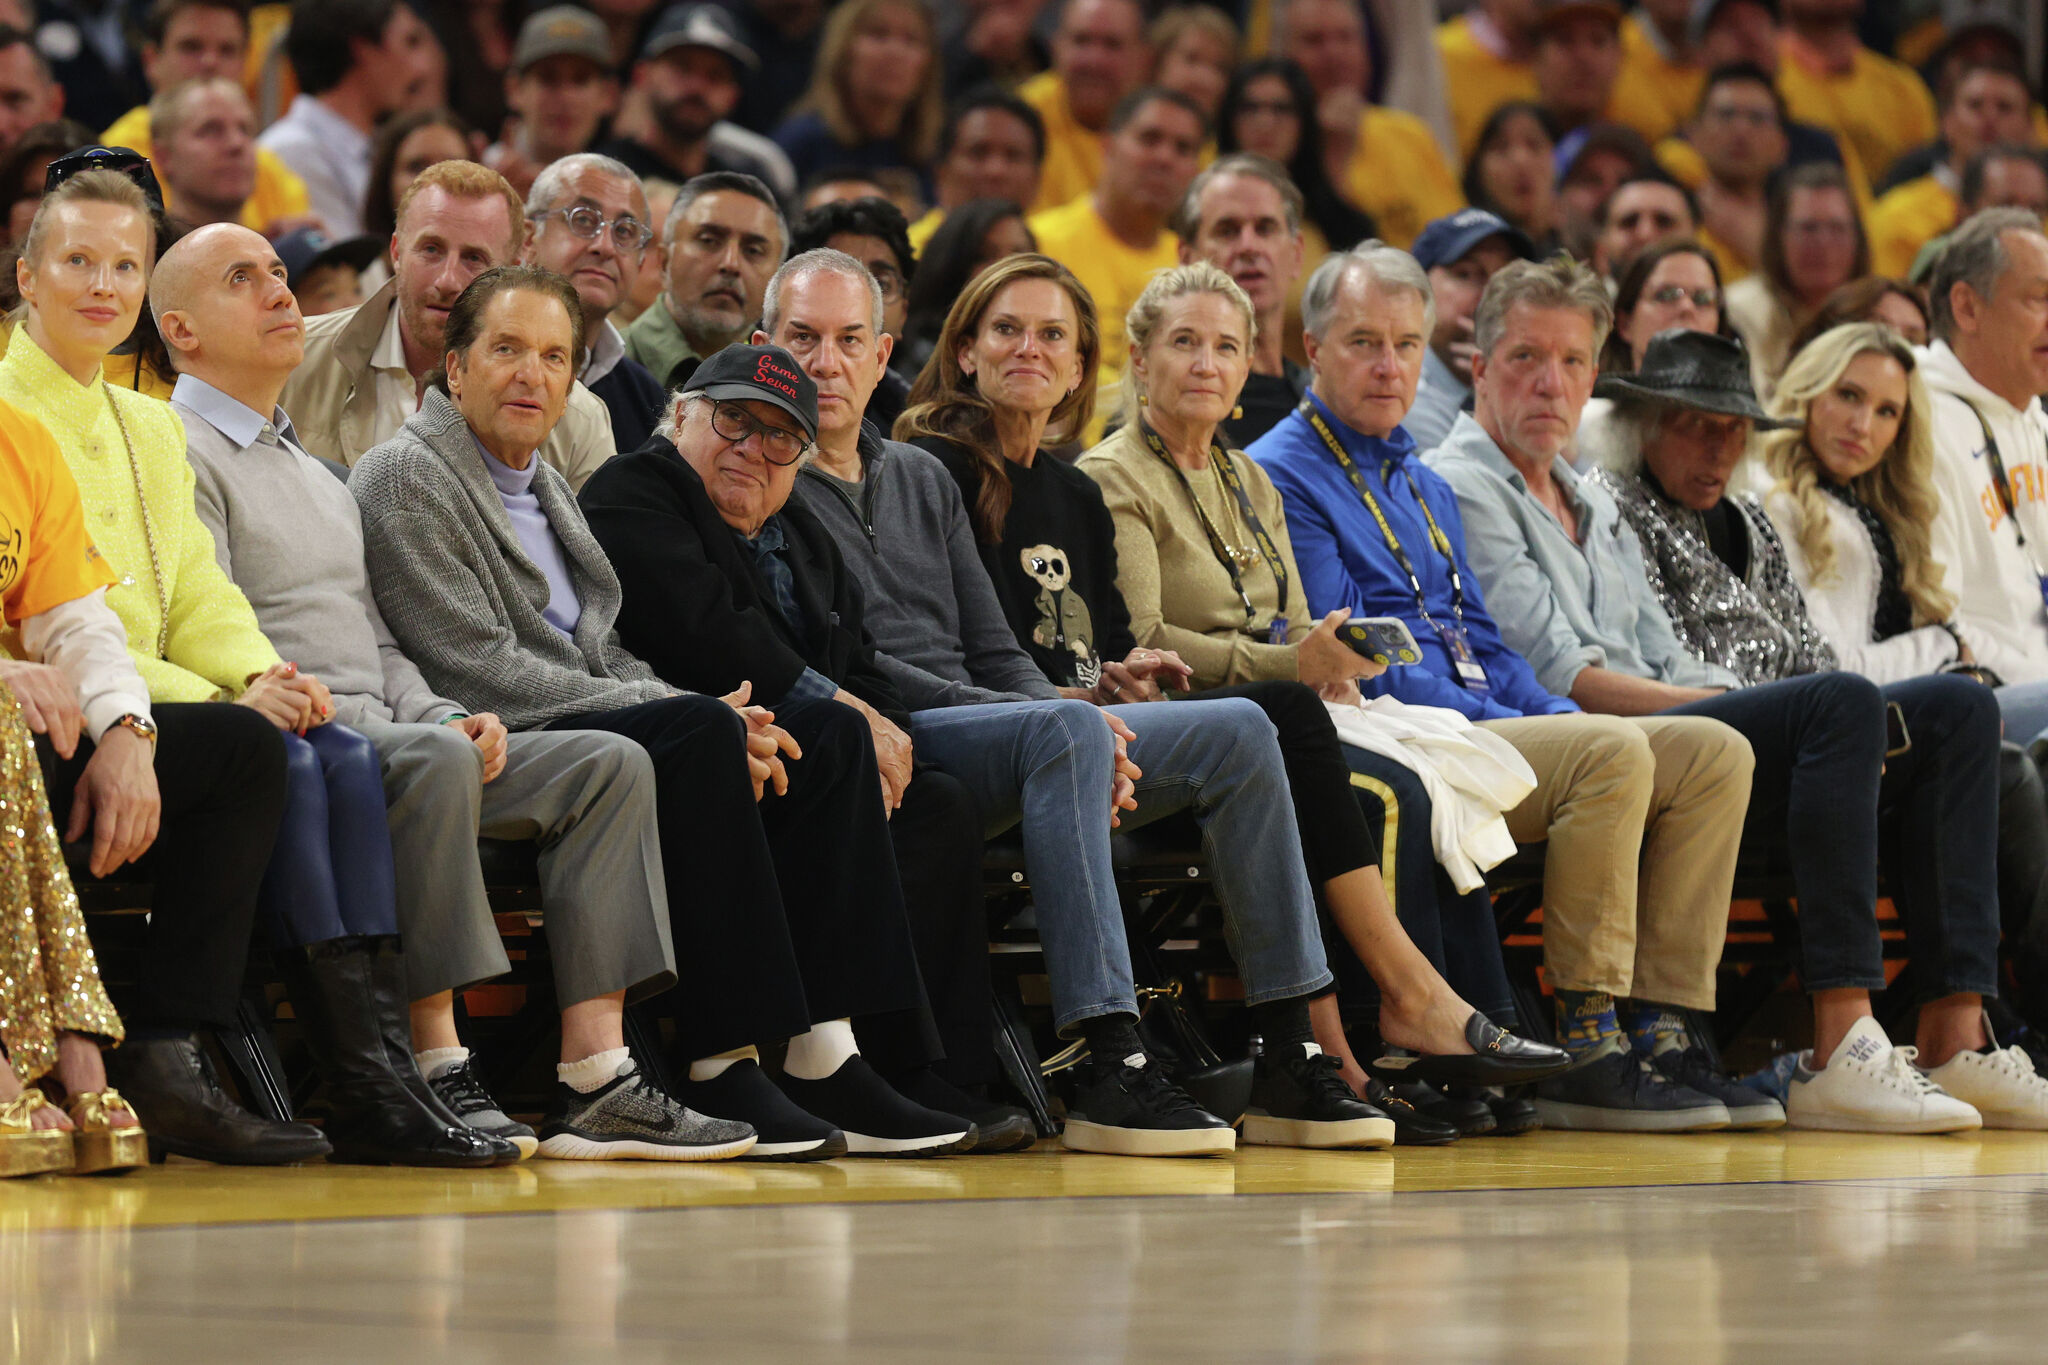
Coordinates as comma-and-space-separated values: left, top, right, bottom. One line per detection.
783, 1019, 858, 1080
687, 1044, 760, 1082
558, 1046, 631, 1094
414, 1045, 468, 1079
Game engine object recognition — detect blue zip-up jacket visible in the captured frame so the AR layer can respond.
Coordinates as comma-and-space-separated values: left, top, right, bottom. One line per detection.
1245, 390, 1579, 721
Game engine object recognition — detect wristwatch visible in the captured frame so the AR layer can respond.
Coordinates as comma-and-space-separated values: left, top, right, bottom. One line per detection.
106, 712, 158, 746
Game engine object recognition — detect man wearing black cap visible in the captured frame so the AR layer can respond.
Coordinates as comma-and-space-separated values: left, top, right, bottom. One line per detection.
596, 3, 796, 202
1407, 207, 1536, 455
354, 280, 976, 1159
275, 225, 386, 317
486, 5, 623, 200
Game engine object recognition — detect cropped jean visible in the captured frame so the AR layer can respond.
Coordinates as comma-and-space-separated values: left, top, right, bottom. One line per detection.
258, 722, 401, 948
1666, 671, 2002, 999
908, 696, 1333, 1036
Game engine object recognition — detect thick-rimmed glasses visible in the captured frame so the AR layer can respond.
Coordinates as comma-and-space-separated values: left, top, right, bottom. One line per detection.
702, 397, 811, 466
529, 203, 655, 253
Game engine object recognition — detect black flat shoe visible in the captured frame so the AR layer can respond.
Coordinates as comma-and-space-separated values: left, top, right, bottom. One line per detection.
1446, 1084, 1542, 1137
1364, 1078, 1458, 1146
1374, 1013, 1573, 1087
1396, 1080, 1496, 1136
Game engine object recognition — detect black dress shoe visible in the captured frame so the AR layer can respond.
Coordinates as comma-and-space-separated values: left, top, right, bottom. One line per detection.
1364, 1077, 1459, 1146
1375, 1013, 1573, 1087
105, 1035, 332, 1166
1446, 1084, 1541, 1137
1396, 1080, 1496, 1136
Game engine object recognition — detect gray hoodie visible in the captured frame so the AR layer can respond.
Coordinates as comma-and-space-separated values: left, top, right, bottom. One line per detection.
792, 424, 1060, 709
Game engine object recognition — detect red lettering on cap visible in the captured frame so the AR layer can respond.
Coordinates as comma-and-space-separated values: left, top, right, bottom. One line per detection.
755, 355, 801, 397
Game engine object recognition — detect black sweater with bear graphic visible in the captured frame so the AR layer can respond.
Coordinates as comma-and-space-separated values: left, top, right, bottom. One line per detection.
914, 436, 1138, 689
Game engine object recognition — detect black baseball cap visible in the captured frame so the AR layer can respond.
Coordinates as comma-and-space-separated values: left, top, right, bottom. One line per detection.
642, 3, 759, 72
682, 344, 819, 440
273, 227, 385, 290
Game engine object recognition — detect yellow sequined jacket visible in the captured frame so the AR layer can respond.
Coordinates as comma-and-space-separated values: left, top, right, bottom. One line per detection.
0, 328, 279, 701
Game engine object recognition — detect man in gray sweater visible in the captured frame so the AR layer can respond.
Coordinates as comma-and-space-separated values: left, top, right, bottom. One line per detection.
152, 224, 718, 1162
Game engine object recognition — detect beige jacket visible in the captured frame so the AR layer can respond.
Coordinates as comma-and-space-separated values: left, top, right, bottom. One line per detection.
279, 279, 617, 490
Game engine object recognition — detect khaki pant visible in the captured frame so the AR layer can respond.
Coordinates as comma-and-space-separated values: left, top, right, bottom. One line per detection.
1480, 714, 1753, 1010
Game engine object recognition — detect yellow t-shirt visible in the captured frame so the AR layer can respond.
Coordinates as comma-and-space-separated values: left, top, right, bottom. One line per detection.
1437, 14, 1539, 164
1607, 13, 1704, 146
102, 104, 313, 235
1019, 72, 1105, 217
1775, 39, 1936, 188
1868, 175, 1958, 280
1026, 195, 1179, 444
908, 206, 944, 257
1344, 106, 1463, 250
0, 397, 117, 627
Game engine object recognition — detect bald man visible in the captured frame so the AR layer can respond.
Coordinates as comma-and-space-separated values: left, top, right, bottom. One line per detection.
154, 225, 704, 1163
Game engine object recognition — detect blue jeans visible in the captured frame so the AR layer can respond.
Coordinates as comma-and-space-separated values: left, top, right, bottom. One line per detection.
1666, 672, 2002, 998
1996, 679, 2048, 748
909, 697, 1333, 1035
259, 723, 400, 948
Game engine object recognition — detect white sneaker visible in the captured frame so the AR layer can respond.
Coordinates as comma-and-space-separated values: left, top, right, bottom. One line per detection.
1784, 1015, 1982, 1134
1917, 1014, 2048, 1130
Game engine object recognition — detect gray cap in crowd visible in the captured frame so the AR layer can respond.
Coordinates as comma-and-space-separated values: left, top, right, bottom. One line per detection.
642, 4, 760, 72
512, 6, 614, 73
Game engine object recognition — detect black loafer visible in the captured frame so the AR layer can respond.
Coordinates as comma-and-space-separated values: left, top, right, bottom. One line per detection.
1374, 1013, 1573, 1087
1446, 1084, 1542, 1137
1366, 1078, 1459, 1146
1396, 1080, 1496, 1136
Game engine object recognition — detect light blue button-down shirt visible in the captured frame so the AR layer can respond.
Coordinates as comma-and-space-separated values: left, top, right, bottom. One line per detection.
1424, 411, 1736, 698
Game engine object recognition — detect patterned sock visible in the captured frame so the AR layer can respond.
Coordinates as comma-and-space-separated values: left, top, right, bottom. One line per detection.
558, 1046, 632, 1094
1553, 989, 1620, 1059
1623, 1003, 1691, 1058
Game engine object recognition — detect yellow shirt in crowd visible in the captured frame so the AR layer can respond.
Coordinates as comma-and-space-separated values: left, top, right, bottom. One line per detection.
1775, 37, 1936, 186
0, 397, 117, 634
908, 206, 944, 256
101, 104, 313, 235
1025, 194, 1179, 445
1868, 175, 1958, 280
1607, 12, 1705, 145
1437, 13, 1539, 163
1343, 106, 1462, 249
1655, 132, 1874, 216
1019, 72, 1105, 216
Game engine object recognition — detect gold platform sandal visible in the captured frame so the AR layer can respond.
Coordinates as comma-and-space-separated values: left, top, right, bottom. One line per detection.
66, 1090, 147, 1175
0, 1092, 74, 1177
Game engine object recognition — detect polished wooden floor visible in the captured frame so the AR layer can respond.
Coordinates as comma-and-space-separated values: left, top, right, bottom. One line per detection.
10, 1131, 2048, 1361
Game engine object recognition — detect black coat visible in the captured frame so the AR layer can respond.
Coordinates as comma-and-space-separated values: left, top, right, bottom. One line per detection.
580, 435, 909, 726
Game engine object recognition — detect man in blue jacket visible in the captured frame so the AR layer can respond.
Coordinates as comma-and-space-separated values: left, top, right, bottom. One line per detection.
1249, 240, 1759, 1133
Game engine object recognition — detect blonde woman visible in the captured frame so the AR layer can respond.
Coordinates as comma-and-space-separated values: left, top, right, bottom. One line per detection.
773, 0, 942, 189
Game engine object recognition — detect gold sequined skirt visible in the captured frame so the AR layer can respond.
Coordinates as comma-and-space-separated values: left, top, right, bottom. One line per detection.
0, 679, 122, 1085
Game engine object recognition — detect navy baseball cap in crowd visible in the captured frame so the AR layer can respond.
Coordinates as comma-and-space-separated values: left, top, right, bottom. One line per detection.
1410, 209, 1536, 272
274, 227, 386, 290
682, 344, 819, 440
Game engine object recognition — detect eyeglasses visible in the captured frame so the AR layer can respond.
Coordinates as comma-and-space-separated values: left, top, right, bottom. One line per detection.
1648, 285, 1721, 310
703, 398, 811, 466
45, 146, 164, 211
529, 203, 655, 253
868, 263, 905, 302
1235, 99, 1297, 119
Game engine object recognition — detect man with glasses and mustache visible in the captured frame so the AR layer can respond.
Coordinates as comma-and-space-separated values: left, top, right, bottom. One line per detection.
625, 170, 789, 393
282, 159, 618, 488
520, 153, 668, 451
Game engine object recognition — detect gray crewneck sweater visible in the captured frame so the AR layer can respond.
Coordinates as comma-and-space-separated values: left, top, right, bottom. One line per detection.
793, 426, 1059, 709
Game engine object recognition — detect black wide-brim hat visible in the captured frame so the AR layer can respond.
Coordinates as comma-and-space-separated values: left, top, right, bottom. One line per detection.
1593, 328, 1799, 429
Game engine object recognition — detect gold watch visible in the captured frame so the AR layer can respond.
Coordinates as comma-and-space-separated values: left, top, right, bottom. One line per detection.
106, 713, 158, 746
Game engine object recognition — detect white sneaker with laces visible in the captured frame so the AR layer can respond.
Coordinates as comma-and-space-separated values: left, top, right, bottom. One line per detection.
1784, 1015, 1982, 1134
1916, 1013, 2048, 1130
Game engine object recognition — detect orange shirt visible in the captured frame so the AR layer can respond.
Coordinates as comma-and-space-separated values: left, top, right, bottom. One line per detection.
0, 398, 117, 626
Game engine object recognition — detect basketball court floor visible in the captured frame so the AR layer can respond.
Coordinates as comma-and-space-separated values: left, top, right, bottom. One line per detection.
8, 1130, 2048, 1361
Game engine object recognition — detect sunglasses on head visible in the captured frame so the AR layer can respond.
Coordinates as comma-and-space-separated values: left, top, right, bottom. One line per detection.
44, 146, 164, 212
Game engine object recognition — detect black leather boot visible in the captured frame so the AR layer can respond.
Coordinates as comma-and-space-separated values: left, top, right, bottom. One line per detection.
277, 937, 508, 1167
104, 1034, 333, 1166
358, 936, 503, 1137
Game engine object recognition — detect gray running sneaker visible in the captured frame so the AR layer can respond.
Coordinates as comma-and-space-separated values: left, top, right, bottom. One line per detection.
426, 1056, 539, 1159
536, 1058, 756, 1161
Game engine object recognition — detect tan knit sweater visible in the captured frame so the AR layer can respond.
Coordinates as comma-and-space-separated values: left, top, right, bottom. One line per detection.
1077, 422, 1311, 691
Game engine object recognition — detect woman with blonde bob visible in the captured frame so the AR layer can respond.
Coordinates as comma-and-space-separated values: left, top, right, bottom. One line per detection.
773, 0, 943, 189
1079, 262, 1566, 1138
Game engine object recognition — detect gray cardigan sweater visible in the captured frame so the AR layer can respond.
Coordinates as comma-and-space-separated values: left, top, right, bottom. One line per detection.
792, 426, 1060, 709
351, 388, 675, 731
178, 381, 465, 729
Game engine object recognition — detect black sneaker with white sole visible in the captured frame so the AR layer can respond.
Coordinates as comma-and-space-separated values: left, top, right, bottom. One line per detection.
775, 1055, 971, 1156
425, 1056, 539, 1160
1062, 1051, 1236, 1156
888, 1067, 1037, 1153
1243, 1042, 1395, 1149
680, 1058, 847, 1161
1533, 1038, 1730, 1132
536, 1059, 756, 1161
1642, 1044, 1786, 1130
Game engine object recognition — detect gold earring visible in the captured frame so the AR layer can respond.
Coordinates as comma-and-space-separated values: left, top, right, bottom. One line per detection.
1138, 393, 1148, 407
1232, 405, 1244, 421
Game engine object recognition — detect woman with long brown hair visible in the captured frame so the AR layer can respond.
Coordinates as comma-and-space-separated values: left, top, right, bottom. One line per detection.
773, 0, 943, 189
1724, 164, 1870, 401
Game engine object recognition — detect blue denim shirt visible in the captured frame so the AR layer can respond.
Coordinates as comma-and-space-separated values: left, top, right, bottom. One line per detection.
1425, 412, 1738, 699
1246, 392, 1577, 720
737, 515, 839, 708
